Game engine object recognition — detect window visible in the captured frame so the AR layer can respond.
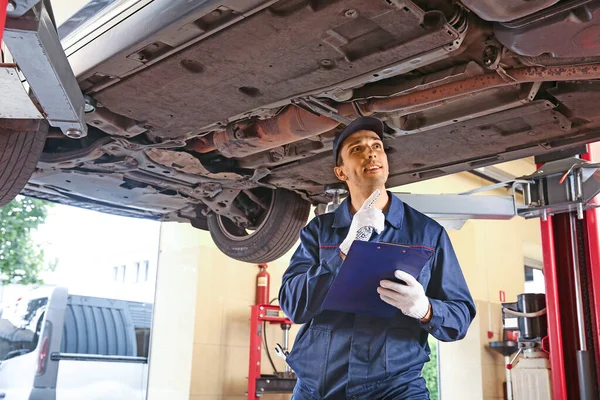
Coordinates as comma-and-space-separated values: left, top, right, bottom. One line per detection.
113, 265, 127, 282
135, 328, 151, 357
133, 261, 150, 283
524, 265, 545, 293
525, 267, 535, 282
133, 260, 150, 283
136, 262, 141, 283
144, 261, 149, 282
0, 297, 47, 361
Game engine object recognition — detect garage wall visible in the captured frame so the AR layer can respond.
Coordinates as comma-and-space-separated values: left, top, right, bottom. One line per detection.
147, 223, 203, 400
187, 227, 301, 400
150, 162, 542, 400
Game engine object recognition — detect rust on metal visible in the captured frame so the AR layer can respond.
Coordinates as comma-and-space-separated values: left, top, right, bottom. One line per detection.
145, 148, 243, 180
363, 64, 600, 114
186, 135, 216, 153
188, 105, 339, 157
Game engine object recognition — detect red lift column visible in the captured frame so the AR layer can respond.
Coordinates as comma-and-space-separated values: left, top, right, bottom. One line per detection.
247, 305, 295, 399
0, 0, 8, 43
540, 142, 600, 400
582, 142, 600, 394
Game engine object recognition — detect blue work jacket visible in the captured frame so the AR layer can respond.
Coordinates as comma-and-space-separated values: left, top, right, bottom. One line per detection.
279, 192, 476, 400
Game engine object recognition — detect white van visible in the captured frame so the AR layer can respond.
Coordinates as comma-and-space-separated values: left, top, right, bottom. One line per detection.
0, 287, 152, 400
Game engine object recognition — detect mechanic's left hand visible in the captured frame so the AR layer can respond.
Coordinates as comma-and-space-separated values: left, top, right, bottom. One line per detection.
378, 270, 430, 320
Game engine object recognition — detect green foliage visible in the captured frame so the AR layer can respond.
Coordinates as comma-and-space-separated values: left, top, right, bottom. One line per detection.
0, 197, 51, 284
422, 336, 439, 400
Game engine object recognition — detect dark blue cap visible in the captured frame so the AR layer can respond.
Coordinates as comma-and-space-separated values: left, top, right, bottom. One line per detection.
333, 116, 384, 165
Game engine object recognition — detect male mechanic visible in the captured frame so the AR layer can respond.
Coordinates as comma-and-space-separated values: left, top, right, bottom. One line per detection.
279, 116, 476, 400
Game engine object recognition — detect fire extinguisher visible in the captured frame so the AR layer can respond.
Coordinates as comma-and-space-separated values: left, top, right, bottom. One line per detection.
256, 263, 270, 305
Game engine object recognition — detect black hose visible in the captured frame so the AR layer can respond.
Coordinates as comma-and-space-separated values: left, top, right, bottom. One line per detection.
262, 297, 281, 374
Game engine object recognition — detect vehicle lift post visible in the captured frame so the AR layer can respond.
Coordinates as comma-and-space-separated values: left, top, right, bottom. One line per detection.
247, 304, 296, 399
0, 0, 7, 43
540, 142, 600, 400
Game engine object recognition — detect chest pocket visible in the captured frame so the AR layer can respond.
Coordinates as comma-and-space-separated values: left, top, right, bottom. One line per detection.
318, 245, 341, 271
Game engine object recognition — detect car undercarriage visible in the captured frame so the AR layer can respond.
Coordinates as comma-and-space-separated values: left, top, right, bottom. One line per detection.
4, 0, 600, 262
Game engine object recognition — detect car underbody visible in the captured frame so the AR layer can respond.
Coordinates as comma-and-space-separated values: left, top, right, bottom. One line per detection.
8, 0, 600, 261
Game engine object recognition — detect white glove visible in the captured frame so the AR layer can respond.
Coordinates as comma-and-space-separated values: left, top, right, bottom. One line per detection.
378, 270, 430, 320
339, 189, 385, 256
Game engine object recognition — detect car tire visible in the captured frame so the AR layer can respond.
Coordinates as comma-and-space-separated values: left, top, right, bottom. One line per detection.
207, 189, 311, 263
0, 120, 48, 207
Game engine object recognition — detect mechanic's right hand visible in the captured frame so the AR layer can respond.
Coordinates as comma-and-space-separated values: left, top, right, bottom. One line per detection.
339, 189, 385, 256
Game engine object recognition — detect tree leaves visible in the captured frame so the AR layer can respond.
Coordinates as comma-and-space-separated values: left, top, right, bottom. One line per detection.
0, 196, 51, 284
423, 336, 439, 400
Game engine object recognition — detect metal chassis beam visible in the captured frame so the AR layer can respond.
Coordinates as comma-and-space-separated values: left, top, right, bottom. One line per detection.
5, 0, 39, 18
0, 65, 43, 119
390, 158, 600, 228
3, 1, 87, 138
393, 193, 518, 230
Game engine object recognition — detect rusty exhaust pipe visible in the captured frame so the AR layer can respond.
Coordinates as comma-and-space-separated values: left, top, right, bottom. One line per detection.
188, 105, 339, 157
360, 64, 600, 114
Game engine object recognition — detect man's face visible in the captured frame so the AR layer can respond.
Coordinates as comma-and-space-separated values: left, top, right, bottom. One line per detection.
334, 130, 389, 189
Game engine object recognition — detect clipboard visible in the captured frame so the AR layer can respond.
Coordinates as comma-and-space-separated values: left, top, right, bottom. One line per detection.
322, 241, 434, 318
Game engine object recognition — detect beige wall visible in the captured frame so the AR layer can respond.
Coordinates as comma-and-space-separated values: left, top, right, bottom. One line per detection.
187, 227, 301, 400
148, 223, 204, 400
149, 162, 542, 400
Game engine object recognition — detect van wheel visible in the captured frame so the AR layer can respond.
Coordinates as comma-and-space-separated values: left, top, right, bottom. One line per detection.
0, 120, 48, 206
207, 188, 311, 263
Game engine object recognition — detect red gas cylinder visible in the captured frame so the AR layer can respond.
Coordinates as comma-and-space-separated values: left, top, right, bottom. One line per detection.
255, 263, 270, 305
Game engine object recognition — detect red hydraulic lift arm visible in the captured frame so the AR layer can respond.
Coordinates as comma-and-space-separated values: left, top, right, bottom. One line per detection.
247, 305, 294, 400
540, 218, 568, 400
540, 141, 600, 400
582, 142, 600, 389
0, 0, 7, 44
